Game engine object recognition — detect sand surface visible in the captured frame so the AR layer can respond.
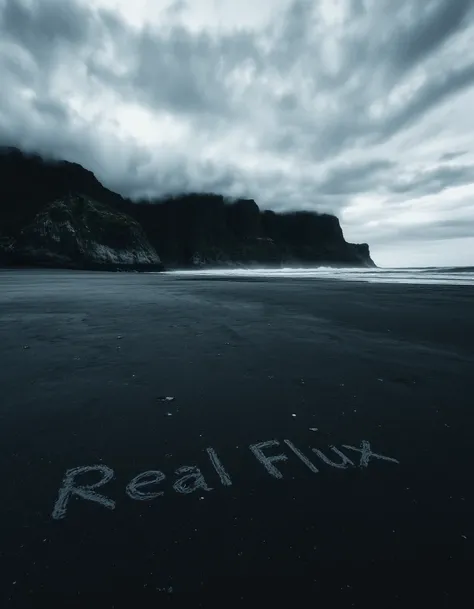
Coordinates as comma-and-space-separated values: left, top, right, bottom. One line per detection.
1, 269, 473, 605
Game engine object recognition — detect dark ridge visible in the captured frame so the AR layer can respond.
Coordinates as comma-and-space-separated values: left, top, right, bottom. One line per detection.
0, 146, 376, 270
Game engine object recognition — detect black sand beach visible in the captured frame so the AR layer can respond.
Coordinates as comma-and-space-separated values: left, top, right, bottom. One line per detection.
1, 269, 473, 606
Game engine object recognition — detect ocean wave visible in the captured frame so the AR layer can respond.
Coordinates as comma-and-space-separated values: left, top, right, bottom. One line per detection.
417, 266, 474, 274
168, 266, 474, 286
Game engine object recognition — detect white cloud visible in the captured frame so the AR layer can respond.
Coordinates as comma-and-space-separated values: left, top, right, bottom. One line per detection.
85, 0, 287, 32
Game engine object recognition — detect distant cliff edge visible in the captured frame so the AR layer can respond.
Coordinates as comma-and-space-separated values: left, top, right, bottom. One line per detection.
0, 147, 375, 271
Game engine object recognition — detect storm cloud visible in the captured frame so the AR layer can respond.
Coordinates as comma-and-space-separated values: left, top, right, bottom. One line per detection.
1, 0, 474, 266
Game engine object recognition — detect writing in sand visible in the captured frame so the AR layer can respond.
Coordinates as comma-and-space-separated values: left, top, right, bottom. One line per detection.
52, 438, 399, 520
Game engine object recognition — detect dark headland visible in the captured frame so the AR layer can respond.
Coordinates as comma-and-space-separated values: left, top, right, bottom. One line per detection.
1, 269, 473, 606
0, 146, 374, 271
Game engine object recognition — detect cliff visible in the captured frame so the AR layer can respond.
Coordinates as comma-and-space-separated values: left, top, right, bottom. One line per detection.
121, 195, 375, 268
7, 194, 163, 271
0, 147, 375, 270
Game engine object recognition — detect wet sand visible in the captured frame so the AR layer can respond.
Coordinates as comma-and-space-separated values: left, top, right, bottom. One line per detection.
1, 269, 473, 606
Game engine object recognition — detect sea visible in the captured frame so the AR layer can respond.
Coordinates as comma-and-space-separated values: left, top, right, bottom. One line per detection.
168, 266, 474, 286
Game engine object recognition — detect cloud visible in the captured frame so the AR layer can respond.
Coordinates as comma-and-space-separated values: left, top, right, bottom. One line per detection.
388, 164, 474, 196
318, 160, 395, 196
439, 150, 467, 162
392, 0, 474, 72
0, 0, 95, 67
1, 0, 474, 266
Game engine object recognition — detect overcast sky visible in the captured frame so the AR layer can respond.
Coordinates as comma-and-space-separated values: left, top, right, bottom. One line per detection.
1, 0, 474, 267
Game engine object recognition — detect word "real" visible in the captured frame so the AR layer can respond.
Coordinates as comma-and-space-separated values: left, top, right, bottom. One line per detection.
52, 439, 399, 520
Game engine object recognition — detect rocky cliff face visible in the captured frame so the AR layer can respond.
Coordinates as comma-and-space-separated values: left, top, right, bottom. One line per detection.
3, 193, 163, 271
122, 195, 376, 268
0, 147, 375, 270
